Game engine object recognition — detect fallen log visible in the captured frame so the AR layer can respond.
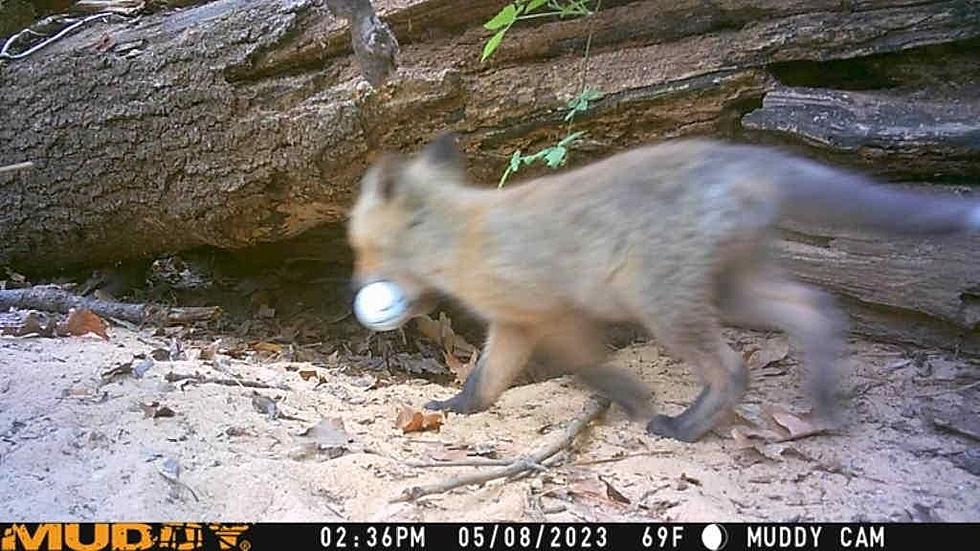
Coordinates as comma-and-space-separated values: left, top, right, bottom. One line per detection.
742, 86, 980, 180
2, 0, 979, 273
0, 286, 221, 325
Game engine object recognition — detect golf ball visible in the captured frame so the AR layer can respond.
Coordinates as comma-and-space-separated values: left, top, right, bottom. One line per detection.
353, 280, 410, 331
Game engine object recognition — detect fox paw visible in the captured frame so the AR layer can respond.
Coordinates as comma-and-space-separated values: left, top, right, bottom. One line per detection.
646, 415, 701, 443
424, 395, 486, 414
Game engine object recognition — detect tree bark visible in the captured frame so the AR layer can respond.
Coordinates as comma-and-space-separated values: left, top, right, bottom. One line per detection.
742, 86, 980, 180
1, 0, 979, 349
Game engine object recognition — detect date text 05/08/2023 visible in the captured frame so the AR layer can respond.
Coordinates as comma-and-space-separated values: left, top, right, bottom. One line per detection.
315, 524, 891, 551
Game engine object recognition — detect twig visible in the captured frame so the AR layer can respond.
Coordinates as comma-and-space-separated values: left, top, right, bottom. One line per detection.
164, 372, 291, 391
929, 416, 980, 443
0, 286, 220, 326
406, 458, 514, 468
0, 162, 34, 174
915, 380, 980, 398
573, 450, 671, 466
0, 13, 122, 61
394, 396, 610, 502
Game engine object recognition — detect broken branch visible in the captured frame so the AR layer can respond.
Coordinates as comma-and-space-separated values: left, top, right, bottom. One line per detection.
0, 286, 220, 326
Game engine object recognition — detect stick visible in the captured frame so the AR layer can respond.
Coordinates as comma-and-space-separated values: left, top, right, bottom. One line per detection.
394, 397, 610, 502
915, 380, 980, 398
0, 161, 33, 174
0, 286, 220, 326
164, 372, 291, 391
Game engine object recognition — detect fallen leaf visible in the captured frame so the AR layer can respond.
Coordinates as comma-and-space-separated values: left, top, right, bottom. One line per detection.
766, 406, 831, 441
140, 401, 175, 418
444, 348, 479, 385
298, 369, 320, 381
730, 426, 789, 461
0, 310, 55, 337
251, 341, 282, 354
61, 308, 109, 340
395, 406, 444, 433
598, 476, 631, 504
298, 417, 351, 459
199, 340, 221, 361
415, 312, 476, 357
150, 347, 171, 361
101, 361, 133, 380
745, 337, 789, 370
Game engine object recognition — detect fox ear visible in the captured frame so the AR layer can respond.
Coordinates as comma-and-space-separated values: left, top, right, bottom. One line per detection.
367, 154, 401, 201
421, 132, 461, 168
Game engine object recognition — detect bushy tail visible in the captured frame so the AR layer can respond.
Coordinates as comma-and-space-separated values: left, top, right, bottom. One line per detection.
775, 157, 980, 235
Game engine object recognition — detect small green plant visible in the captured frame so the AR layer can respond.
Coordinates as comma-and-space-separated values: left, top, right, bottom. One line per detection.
497, 88, 601, 187
485, 0, 602, 188
482, 0, 594, 62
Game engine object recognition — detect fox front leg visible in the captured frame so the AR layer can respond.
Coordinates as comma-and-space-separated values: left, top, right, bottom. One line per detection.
425, 322, 535, 414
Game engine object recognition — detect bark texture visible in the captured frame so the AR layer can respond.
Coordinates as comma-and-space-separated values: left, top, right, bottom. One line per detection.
1, 0, 979, 350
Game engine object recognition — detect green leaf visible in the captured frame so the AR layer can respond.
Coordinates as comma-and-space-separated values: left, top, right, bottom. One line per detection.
484, 4, 519, 30
509, 150, 523, 172
481, 28, 509, 62
525, 0, 549, 13
543, 146, 567, 168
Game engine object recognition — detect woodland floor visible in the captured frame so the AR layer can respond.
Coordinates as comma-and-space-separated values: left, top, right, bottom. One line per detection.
2, 316, 979, 522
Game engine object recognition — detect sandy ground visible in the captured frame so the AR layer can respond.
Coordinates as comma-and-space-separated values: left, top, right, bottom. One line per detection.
1, 325, 978, 522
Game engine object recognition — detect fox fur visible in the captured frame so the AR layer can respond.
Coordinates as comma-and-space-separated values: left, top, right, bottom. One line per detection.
347, 134, 980, 442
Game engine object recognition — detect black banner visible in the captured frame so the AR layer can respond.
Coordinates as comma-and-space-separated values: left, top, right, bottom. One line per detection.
0, 522, 975, 551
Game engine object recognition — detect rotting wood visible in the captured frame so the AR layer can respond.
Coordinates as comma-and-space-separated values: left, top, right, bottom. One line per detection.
742, 86, 980, 180
0, 286, 221, 325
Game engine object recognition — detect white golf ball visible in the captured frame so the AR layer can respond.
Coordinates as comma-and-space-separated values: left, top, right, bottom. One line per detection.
353, 281, 410, 331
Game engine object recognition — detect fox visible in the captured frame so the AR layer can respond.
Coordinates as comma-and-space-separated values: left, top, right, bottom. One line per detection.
347, 133, 980, 443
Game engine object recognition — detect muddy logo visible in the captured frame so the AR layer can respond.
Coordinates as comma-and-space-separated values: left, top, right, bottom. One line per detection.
0, 524, 250, 551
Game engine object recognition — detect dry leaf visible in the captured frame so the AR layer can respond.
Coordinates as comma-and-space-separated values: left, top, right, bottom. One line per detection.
140, 401, 175, 418
101, 361, 133, 380
745, 337, 789, 370
395, 406, 444, 433
297, 417, 351, 458
444, 348, 479, 385
0, 310, 54, 337
251, 341, 282, 354
61, 308, 109, 340
199, 340, 221, 361
766, 406, 831, 441
598, 476, 631, 504
298, 369, 320, 381
415, 312, 476, 357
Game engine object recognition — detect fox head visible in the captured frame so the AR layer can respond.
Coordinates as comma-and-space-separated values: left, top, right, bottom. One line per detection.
347, 133, 467, 324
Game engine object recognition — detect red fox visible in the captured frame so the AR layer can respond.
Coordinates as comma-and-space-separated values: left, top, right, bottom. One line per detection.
347, 134, 980, 442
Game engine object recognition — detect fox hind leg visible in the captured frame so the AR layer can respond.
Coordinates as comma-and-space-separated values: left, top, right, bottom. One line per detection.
718, 264, 846, 425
